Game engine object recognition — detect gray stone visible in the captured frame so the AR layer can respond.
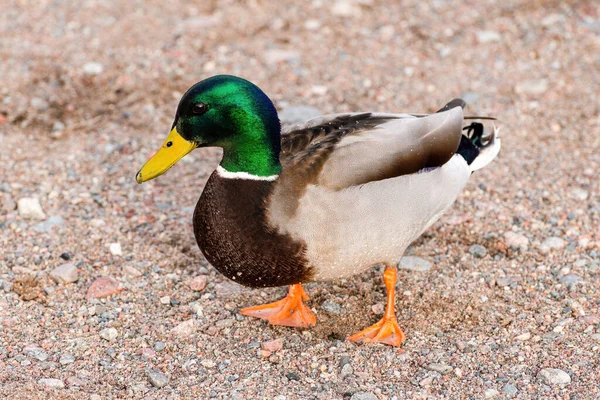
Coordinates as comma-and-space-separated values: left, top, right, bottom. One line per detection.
539, 237, 566, 253
504, 232, 529, 251
502, 383, 518, 395
321, 300, 345, 315
398, 256, 432, 272
50, 263, 78, 284
426, 363, 453, 375
171, 319, 195, 337
496, 275, 521, 287
215, 318, 234, 328
59, 353, 75, 365
154, 342, 166, 352
538, 368, 571, 385
279, 106, 322, 124
559, 274, 583, 289
99, 327, 118, 341
33, 215, 65, 233
189, 302, 204, 316
33, 216, 64, 233
350, 392, 377, 400
18, 197, 46, 220
469, 244, 487, 258
24, 344, 48, 361
341, 363, 353, 377
38, 378, 65, 389
147, 370, 168, 388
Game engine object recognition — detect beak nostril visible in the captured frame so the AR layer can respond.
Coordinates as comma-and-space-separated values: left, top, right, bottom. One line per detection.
166, 141, 173, 148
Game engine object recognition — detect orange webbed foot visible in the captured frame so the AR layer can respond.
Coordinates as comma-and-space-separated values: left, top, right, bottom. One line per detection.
240, 284, 316, 328
348, 265, 405, 347
347, 316, 405, 347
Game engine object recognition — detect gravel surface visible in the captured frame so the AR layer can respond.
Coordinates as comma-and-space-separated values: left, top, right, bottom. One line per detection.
1, 0, 599, 399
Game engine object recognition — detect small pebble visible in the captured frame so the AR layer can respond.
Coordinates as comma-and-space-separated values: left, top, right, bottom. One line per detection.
189, 302, 204, 316
321, 300, 344, 314
502, 383, 518, 395
484, 388, 500, 398
426, 363, 453, 375
33, 216, 64, 233
189, 275, 207, 292
171, 319, 195, 338
215, 318, 234, 328
398, 256, 432, 271
559, 274, 583, 289
49, 263, 78, 284
371, 303, 385, 315
59, 354, 75, 365
83, 62, 104, 75
38, 378, 65, 389
539, 237, 566, 253
86, 276, 122, 299
24, 344, 48, 362
147, 370, 168, 388
154, 342, 166, 352
18, 197, 46, 220
569, 188, 589, 200
109, 242, 122, 256
504, 232, 529, 251
341, 363, 353, 377
469, 244, 487, 258
538, 368, 571, 385
331, 1, 362, 17
261, 339, 283, 352
123, 265, 142, 277
99, 328, 118, 341
476, 30, 501, 43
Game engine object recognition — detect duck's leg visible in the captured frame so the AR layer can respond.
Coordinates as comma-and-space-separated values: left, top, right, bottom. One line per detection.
240, 284, 316, 328
348, 264, 405, 346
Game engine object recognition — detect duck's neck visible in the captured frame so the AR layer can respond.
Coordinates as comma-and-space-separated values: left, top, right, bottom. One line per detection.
219, 119, 282, 178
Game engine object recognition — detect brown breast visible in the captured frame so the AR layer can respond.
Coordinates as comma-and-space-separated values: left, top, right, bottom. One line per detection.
193, 171, 312, 288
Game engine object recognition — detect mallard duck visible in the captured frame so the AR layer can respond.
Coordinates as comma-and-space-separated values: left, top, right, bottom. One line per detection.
136, 75, 500, 346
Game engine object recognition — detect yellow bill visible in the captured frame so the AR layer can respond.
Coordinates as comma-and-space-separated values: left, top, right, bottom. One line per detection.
136, 127, 197, 183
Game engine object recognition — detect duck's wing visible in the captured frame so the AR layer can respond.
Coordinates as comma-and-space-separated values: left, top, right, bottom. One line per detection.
279, 105, 464, 191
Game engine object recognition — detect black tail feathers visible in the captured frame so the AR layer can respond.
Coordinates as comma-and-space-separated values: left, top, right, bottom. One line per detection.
457, 122, 485, 165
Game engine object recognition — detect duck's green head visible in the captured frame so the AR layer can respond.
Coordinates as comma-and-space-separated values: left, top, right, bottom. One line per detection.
136, 75, 281, 183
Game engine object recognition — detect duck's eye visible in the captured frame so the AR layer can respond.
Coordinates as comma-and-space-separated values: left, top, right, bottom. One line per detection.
192, 102, 208, 115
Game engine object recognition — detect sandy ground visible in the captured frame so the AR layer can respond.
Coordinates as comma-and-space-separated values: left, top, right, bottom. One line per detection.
1, 0, 600, 399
